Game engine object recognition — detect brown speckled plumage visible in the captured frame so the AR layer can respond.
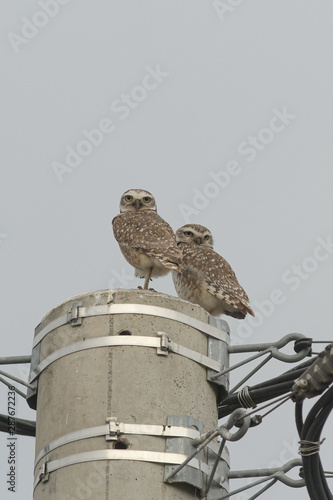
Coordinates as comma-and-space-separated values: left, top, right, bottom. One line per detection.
172, 224, 254, 319
112, 189, 182, 289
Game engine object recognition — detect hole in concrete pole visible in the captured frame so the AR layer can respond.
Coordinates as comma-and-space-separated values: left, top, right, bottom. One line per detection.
117, 330, 132, 335
113, 439, 129, 449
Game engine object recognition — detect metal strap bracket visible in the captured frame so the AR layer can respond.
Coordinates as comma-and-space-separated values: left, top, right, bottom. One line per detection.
107, 417, 121, 441
105, 418, 203, 443
157, 331, 223, 372
39, 462, 49, 483
67, 301, 82, 326
157, 332, 169, 356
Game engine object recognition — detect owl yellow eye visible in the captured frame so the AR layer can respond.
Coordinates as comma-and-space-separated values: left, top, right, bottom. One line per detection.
143, 196, 151, 203
184, 231, 193, 237
124, 195, 133, 202
204, 235, 210, 240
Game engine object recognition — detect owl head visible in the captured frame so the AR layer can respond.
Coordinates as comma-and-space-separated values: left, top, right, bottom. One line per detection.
175, 224, 214, 248
119, 189, 157, 213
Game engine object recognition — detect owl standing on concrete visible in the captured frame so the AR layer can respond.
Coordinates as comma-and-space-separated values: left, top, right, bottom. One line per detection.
172, 224, 254, 319
112, 189, 182, 290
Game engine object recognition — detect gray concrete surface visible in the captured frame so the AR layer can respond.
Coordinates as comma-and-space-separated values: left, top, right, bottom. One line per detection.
32, 289, 229, 499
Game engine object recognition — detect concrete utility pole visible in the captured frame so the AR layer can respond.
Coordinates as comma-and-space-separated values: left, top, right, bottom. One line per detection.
28, 289, 230, 499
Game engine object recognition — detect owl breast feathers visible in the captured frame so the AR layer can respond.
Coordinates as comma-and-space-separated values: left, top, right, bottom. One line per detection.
113, 211, 182, 274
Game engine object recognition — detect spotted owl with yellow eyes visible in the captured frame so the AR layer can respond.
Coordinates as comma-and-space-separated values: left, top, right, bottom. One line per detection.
112, 189, 182, 290
172, 224, 254, 319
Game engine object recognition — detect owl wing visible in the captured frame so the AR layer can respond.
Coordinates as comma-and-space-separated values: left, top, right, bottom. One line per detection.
112, 212, 182, 269
180, 244, 254, 315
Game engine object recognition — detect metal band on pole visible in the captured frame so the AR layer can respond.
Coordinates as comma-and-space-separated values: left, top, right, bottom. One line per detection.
29, 336, 222, 383
34, 421, 230, 469
34, 449, 222, 491
33, 303, 229, 348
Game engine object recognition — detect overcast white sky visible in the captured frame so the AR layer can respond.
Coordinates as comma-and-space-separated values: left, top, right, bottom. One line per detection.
1, 1, 333, 498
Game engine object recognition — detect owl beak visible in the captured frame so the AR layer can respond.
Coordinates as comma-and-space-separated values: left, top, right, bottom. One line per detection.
195, 237, 202, 245
135, 199, 141, 210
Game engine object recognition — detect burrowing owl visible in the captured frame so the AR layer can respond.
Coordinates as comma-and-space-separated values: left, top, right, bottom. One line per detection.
112, 189, 182, 290
172, 224, 254, 319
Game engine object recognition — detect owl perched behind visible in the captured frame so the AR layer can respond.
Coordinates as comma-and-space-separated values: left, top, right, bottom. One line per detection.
112, 189, 182, 290
172, 224, 254, 319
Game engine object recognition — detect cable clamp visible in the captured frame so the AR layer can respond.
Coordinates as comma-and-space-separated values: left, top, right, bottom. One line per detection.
237, 386, 257, 409
298, 438, 325, 456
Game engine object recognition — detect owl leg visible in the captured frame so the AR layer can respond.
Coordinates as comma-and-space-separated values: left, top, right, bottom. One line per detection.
143, 267, 153, 290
